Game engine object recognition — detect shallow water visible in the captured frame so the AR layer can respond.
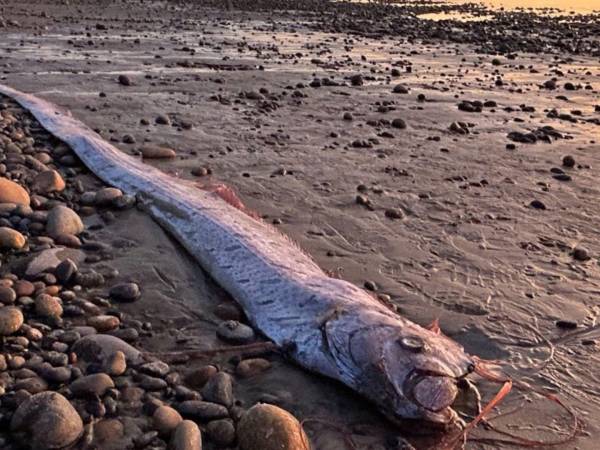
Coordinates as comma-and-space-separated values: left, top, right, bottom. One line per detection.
468, 0, 600, 13
371, 0, 600, 14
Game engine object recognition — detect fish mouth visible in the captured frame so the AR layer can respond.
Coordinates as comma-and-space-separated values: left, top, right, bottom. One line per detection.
402, 370, 462, 424
412, 375, 458, 412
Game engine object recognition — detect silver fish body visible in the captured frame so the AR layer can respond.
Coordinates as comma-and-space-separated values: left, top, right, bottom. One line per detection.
0, 84, 475, 425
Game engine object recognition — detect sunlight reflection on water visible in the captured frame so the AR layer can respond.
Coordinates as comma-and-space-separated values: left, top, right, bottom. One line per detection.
356, 0, 599, 14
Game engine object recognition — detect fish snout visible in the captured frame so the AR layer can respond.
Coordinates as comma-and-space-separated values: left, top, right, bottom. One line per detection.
412, 375, 458, 413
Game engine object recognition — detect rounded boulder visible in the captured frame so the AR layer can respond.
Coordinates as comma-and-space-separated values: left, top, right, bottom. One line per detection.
10, 391, 83, 449
237, 404, 310, 450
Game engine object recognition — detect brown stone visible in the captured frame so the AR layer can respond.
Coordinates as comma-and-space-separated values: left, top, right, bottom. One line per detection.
0, 306, 24, 335
0, 227, 26, 249
153, 405, 183, 436
32, 170, 66, 193
141, 146, 177, 159
237, 404, 309, 450
0, 178, 29, 205
10, 392, 83, 450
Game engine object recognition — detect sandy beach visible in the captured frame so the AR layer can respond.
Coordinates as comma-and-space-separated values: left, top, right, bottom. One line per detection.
0, 0, 599, 449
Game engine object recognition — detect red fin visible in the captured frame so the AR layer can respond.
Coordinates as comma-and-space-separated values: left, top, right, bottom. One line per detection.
198, 183, 260, 220
198, 181, 321, 268
427, 318, 441, 334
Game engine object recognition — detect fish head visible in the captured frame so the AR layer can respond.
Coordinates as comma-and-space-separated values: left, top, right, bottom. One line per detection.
377, 324, 475, 426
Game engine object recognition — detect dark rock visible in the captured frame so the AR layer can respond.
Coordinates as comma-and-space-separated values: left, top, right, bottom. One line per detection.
206, 419, 236, 446
201, 372, 234, 408
170, 420, 202, 450
70, 373, 115, 397
109, 282, 140, 302
10, 392, 83, 450
177, 400, 229, 421
216, 320, 255, 344
118, 75, 132, 86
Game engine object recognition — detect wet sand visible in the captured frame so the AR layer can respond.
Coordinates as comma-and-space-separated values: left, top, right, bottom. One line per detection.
1, 0, 599, 448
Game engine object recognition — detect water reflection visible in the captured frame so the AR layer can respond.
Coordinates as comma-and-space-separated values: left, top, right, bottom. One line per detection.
359, 0, 600, 14
470, 0, 600, 13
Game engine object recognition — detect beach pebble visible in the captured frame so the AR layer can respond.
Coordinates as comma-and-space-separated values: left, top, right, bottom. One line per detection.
72, 333, 142, 365
109, 282, 140, 302
104, 350, 127, 376
14, 280, 35, 297
237, 403, 309, 450
364, 280, 377, 291
154, 405, 183, 435
177, 401, 229, 421
118, 74, 131, 86
392, 84, 409, 94
54, 258, 78, 284
122, 134, 136, 144
572, 247, 590, 261
88, 314, 120, 332
55, 234, 82, 248
95, 187, 123, 206
191, 167, 209, 177
216, 320, 255, 344
350, 74, 363, 86
391, 118, 407, 129
141, 146, 177, 159
529, 200, 546, 210
170, 420, 202, 450
205, 419, 236, 446
156, 114, 171, 125
0, 177, 30, 205
556, 320, 578, 330
236, 358, 271, 378
46, 206, 84, 238
93, 418, 124, 446
139, 374, 168, 390
94, 187, 123, 206
35, 294, 63, 318
140, 360, 170, 378
70, 373, 115, 397
0, 286, 17, 304
0, 227, 26, 249
562, 155, 576, 168
0, 306, 24, 335
32, 170, 65, 193
185, 365, 218, 389
201, 372, 234, 408
385, 208, 404, 219
10, 392, 83, 450
38, 363, 72, 384
14, 376, 48, 394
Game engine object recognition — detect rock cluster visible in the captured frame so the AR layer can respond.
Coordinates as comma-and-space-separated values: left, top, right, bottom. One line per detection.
0, 94, 307, 449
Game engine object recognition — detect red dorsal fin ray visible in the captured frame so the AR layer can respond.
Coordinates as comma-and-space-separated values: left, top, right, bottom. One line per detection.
198, 182, 261, 220
427, 318, 441, 334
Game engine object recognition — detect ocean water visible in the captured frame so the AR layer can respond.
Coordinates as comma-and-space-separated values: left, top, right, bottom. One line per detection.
463, 0, 600, 13
360, 0, 600, 14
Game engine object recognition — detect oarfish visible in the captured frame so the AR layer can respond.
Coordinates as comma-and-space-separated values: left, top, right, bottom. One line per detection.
0, 84, 475, 427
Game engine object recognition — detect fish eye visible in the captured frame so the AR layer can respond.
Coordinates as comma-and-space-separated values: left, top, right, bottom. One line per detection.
398, 336, 426, 353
